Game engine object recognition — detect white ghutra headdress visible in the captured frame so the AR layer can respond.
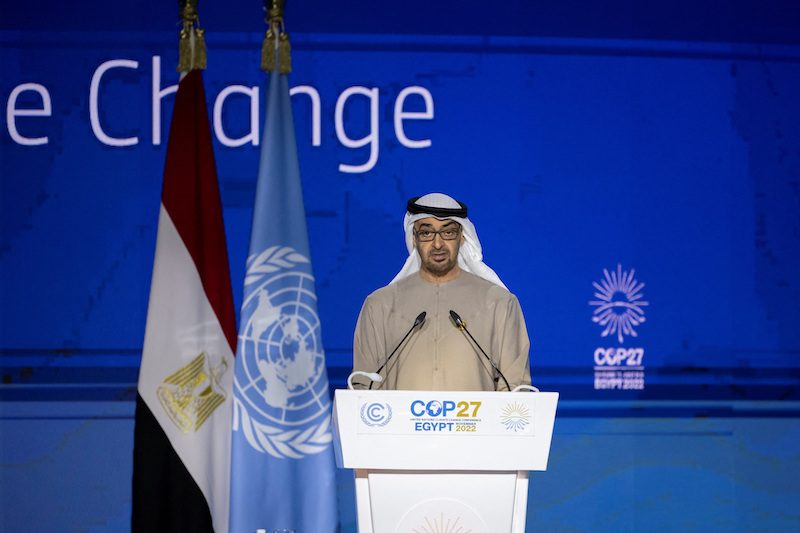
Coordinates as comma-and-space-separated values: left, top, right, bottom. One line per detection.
390, 192, 508, 290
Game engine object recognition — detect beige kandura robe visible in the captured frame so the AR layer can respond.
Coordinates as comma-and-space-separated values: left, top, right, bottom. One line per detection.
352, 270, 532, 391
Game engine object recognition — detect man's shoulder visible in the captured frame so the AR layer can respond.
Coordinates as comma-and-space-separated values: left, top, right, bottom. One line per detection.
365, 283, 393, 303
458, 272, 523, 316
359, 277, 421, 320
459, 271, 516, 301
364, 275, 412, 304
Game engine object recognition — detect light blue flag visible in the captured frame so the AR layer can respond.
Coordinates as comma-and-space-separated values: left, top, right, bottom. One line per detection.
230, 66, 338, 533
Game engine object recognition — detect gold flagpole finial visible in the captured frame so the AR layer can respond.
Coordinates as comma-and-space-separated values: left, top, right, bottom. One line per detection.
266, 0, 286, 22
261, 0, 292, 74
178, 0, 207, 72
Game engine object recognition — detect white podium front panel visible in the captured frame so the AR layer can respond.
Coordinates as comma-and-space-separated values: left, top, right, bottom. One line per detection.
368, 470, 518, 533
333, 389, 558, 471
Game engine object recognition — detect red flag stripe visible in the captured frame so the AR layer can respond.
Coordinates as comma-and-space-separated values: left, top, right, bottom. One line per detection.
159, 70, 237, 354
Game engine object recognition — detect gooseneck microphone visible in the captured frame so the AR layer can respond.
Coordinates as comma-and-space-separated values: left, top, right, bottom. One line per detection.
449, 309, 511, 391
369, 311, 427, 390
347, 371, 383, 390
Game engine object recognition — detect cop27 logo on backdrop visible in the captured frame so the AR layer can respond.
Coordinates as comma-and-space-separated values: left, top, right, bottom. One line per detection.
589, 264, 648, 390
589, 264, 649, 390
232, 246, 332, 459
589, 264, 648, 343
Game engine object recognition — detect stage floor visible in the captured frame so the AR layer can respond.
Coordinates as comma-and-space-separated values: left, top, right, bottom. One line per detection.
1, 400, 798, 532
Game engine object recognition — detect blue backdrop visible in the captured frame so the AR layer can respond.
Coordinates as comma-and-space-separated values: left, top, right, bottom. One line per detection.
2, 1, 799, 531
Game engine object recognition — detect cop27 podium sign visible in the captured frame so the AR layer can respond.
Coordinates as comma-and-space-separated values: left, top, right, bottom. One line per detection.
332, 388, 559, 533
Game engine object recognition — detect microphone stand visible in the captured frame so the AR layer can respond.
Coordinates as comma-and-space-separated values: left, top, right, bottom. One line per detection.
449, 310, 511, 392
369, 311, 427, 390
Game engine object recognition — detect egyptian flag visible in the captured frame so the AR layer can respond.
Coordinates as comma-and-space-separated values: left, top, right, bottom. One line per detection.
132, 69, 236, 533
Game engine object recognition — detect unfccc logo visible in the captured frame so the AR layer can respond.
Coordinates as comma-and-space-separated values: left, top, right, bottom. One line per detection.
360, 402, 392, 427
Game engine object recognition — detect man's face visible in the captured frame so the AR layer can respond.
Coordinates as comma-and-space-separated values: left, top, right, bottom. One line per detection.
413, 217, 463, 278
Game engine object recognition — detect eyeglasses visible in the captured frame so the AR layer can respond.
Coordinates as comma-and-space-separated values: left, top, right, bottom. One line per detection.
414, 227, 461, 242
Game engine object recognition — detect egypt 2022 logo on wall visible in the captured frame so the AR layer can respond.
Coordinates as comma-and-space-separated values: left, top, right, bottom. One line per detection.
589, 264, 648, 390
233, 246, 332, 459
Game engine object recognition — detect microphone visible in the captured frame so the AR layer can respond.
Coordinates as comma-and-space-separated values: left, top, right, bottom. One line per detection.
369, 311, 426, 390
347, 371, 383, 390
449, 309, 511, 391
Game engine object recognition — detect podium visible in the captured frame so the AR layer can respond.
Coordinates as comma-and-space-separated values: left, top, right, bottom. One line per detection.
332, 389, 559, 532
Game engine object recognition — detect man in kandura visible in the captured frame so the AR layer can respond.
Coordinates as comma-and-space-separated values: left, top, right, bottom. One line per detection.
352, 192, 531, 391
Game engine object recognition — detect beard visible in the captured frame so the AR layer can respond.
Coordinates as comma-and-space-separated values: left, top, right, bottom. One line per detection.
420, 247, 458, 277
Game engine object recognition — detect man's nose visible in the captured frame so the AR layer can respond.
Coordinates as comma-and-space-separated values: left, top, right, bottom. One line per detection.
432, 233, 445, 247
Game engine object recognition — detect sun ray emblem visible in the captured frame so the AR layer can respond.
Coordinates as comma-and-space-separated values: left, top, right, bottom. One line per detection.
411, 512, 473, 533
589, 264, 649, 343
500, 401, 530, 432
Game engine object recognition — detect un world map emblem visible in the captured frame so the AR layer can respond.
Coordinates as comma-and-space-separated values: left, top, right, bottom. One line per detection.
233, 246, 332, 459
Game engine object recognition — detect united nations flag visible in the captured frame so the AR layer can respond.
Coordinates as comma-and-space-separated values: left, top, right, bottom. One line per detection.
228, 10, 338, 533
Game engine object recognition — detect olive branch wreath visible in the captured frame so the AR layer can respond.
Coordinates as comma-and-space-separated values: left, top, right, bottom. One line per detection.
234, 245, 332, 458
